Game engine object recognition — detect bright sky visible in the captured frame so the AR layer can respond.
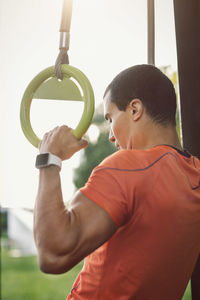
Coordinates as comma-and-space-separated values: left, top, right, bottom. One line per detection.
0, 0, 177, 208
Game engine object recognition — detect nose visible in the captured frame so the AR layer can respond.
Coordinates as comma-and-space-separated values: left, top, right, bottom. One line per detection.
109, 128, 115, 143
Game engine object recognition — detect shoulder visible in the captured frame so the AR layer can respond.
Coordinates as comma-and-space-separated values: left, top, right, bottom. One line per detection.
97, 149, 150, 170
97, 147, 171, 171
98, 150, 136, 168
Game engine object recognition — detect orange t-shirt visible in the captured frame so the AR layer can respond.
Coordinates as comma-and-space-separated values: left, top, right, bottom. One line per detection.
67, 145, 200, 300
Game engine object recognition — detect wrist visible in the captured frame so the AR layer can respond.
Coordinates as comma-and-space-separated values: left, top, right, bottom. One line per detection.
39, 165, 61, 178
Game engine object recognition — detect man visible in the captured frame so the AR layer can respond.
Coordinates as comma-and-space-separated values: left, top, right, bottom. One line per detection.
34, 64, 200, 300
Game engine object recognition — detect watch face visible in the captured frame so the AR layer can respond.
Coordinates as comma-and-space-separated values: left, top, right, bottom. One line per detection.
35, 153, 49, 167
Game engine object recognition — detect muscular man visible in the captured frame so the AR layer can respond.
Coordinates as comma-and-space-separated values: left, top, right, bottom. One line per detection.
34, 64, 200, 300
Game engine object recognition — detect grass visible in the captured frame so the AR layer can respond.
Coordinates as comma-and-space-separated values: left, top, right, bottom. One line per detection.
1, 246, 191, 300
183, 283, 192, 300
1, 248, 83, 300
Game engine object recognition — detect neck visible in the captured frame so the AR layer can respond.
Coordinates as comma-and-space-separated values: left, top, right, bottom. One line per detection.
129, 120, 182, 151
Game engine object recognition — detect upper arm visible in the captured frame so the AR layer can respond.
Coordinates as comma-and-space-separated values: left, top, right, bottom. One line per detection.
68, 191, 118, 255
39, 158, 128, 274
46, 191, 117, 273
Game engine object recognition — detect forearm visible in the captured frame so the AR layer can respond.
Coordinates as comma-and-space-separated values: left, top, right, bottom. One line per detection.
33, 126, 89, 273
34, 166, 71, 257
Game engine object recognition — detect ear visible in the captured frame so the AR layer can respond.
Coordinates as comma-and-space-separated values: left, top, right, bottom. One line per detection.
127, 99, 144, 121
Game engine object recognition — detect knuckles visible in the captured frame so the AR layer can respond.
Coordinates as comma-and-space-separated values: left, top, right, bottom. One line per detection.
42, 125, 71, 140
40, 125, 79, 159
60, 125, 70, 131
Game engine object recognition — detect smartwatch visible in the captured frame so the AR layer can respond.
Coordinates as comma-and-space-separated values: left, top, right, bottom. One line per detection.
35, 153, 62, 171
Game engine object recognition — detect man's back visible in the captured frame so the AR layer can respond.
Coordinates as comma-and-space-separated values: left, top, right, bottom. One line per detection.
68, 145, 200, 300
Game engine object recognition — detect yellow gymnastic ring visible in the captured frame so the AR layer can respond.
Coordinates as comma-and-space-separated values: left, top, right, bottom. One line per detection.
20, 64, 95, 148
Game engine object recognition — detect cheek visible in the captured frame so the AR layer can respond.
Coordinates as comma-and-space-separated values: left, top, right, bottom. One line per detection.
112, 118, 126, 142
112, 119, 120, 137
113, 126, 121, 139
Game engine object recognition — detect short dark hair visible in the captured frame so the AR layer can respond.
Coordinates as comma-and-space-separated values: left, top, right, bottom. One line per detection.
104, 64, 177, 126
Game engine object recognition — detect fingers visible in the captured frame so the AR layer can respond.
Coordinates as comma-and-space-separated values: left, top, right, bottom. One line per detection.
77, 139, 88, 150
39, 127, 60, 150
39, 125, 89, 158
42, 126, 61, 139
41, 126, 72, 144
38, 140, 42, 149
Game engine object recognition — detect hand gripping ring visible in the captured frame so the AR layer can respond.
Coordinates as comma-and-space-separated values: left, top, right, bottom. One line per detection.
20, 65, 95, 148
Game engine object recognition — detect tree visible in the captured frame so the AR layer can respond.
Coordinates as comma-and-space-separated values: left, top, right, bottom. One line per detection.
73, 106, 117, 189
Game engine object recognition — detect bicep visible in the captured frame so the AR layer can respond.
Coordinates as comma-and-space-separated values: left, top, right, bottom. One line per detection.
62, 191, 117, 270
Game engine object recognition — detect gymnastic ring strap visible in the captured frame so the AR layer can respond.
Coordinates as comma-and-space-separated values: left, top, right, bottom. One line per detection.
54, 0, 73, 79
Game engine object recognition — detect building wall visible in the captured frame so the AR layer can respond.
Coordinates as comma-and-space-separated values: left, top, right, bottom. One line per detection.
7, 209, 37, 256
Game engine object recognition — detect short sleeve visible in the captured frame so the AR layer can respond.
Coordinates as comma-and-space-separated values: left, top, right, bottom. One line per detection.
80, 165, 128, 227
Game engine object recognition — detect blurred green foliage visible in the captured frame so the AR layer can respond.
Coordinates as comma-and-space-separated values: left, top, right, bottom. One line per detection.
73, 111, 117, 189
73, 131, 117, 189
0, 210, 8, 238
1, 248, 83, 300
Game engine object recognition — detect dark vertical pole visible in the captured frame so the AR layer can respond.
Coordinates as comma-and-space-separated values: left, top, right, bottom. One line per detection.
174, 1, 200, 299
191, 255, 200, 300
147, 0, 155, 65
173, 0, 200, 159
